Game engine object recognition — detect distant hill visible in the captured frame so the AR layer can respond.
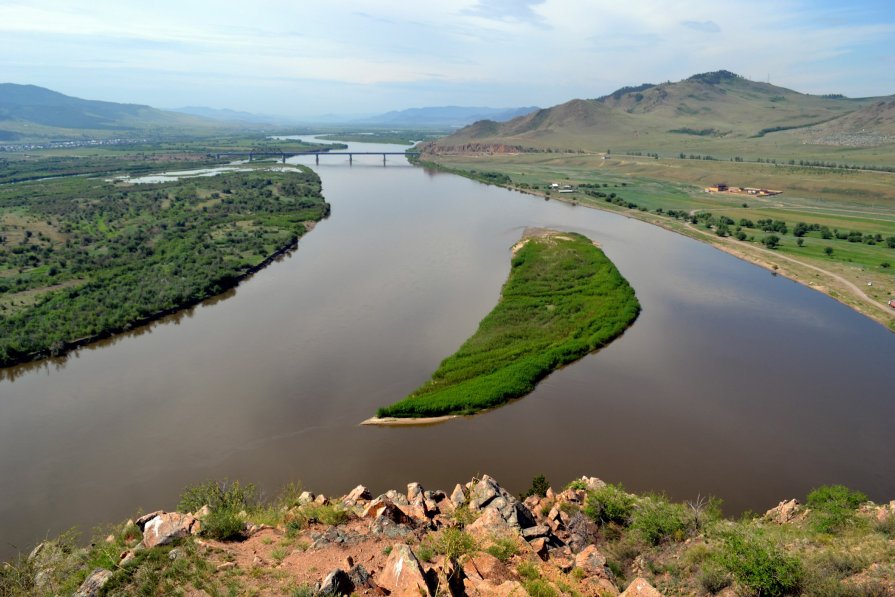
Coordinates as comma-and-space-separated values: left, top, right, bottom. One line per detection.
425, 71, 894, 154
0, 83, 227, 141
355, 106, 539, 128
172, 106, 295, 126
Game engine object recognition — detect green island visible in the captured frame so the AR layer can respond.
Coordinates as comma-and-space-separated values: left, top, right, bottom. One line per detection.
0, 164, 329, 367
373, 230, 640, 420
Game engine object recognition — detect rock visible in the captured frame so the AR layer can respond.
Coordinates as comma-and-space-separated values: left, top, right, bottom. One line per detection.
580, 576, 620, 596
347, 564, 374, 590
385, 489, 410, 505
551, 554, 575, 573
298, 491, 316, 505
620, 577, 664, 597
464, 579, 527, 596
168, 548, 181, 561
407, 482, 424, 504
317, 568, 355, 596
196, 504, 212, 519
578, 476, 606, 492
369, 516, 415, 540
377, 543, 430, 597
217, 561, 237, 571
141, 512, 200, 548
134, 510, 166, 531
575, 545, 613, 579
469, 476, 501, 510
346, 485, 372, 502
462, 553, 511, 583
566, 512, 595, 554
252, 555, 265, 568
764, 499, 800, 524
424, 498, 439, 514
528, 537, 549, 559
451, 484, 466, 506
314, 494, 329, 505
521, 525, 551, 540
466, 508, 513, 541
120, 550, 136, 565
74, 568, 112, 597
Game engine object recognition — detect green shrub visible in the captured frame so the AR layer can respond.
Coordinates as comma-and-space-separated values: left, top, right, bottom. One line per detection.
178, 479, 257, 514
716, 530, 802, 596
520, 474, 550, 499
565, 479, 588, 491
699, 561, 732, 594
434, 528, 477, 561
201, 508, 246, 541
517, 561, 541, 581
486, 537, 520, 562
630, 495, 689, 545
523, 579, 558, 597
585, 483, 635, 526
873, 513, 895, 537
806, 485, 868, 533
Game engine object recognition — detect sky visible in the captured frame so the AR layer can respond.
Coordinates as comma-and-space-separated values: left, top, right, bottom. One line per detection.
1, 0, 894, 119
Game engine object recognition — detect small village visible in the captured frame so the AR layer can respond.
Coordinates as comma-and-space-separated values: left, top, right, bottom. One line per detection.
704, 183, 783, 197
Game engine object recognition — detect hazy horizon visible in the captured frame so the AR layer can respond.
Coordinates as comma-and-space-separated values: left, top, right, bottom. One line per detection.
1, 0, 893, 119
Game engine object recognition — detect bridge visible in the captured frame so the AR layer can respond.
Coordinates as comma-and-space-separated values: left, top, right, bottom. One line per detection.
213, 151, 420, 165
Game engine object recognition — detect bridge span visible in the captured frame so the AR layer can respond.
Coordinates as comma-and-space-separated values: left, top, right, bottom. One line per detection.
213, 151, 420, 165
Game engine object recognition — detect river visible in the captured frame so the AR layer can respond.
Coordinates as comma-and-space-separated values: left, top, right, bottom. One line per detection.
0, 138, 893, 558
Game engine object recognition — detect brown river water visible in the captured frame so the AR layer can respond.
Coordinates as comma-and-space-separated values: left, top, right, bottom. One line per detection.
1, 139, 893, 557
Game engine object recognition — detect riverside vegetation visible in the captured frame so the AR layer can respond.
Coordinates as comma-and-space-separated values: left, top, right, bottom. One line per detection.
0, 164, 329, 366
375, 231, 640, 419
3, 473, 894, 596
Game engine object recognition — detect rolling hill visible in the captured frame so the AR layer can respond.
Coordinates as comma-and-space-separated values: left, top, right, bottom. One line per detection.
0, 83, 228, 141
424, 71, 894, 159
355, 105, 539, 128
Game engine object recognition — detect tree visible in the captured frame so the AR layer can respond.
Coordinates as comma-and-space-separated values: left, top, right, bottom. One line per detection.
763, 235, 780, 249
824, 246, 834, 256
796, 238, 804, 247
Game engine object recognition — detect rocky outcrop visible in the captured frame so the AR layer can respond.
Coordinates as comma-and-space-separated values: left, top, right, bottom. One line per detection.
377, 543, 430, 597
620, 577, 665, 597
139, 511, 201, 548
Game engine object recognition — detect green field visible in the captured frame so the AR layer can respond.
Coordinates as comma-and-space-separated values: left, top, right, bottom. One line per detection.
376, 231, 640, 418
0, 164, 329, 366
421, 152, 895, 329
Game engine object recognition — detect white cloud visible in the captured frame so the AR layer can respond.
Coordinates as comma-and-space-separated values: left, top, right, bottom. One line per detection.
0, 0, 893, 114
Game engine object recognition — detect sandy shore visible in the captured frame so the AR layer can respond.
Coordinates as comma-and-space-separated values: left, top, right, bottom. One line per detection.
360, 416, 459, 427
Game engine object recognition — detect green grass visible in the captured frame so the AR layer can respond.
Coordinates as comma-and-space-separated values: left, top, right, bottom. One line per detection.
376, 231, 640, 417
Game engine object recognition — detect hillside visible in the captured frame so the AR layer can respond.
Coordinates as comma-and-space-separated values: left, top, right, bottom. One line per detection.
5, 474, 894, 596
424, 71, 894, 158
0, 83, 227, 141
356, 105, 539, 128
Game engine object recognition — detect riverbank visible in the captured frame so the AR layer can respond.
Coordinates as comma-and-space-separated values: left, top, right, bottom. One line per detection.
0, 167, 330, 368
416, 155, 895, 333
5, 473, 894, 596
374, 229, 640, 419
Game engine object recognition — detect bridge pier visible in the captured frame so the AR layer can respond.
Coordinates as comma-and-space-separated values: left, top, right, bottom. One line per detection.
249, 152, 253, 162
349, 153, 353, 165
282, 153, 286, 164
315, 154, 319, 165
383, 154, 387, 166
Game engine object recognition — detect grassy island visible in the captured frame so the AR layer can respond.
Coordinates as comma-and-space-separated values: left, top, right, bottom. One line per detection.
375, 230, 639, 419
0, 166, 329, 367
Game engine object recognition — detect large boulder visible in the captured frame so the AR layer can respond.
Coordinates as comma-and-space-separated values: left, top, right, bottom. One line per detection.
316, 569, 355, 596
363, 498, 415, 526
620, 577, 664, 597
141, 512, 200, 548
575, 545, 614, 580
345, 485, 372, 503
377, 543, 430, 597
468, 475, 537, 530
74, 568, 112, 597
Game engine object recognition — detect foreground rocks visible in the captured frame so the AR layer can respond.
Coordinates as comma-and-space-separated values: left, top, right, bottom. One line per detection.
15, 473, 895, 597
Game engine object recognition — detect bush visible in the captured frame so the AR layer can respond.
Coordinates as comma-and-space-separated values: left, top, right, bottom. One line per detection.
699, 561, 732, 594
716, 531, 802, 596
520, 474, 550, 499
630, 495, 689, 545
202, 508, 246, 541
806, 485, 867, 533
486, 537, 520, 562
523, 579, 558, 597
178, 480, 257, 514
434, 528, 477, 561
585, 484, 635, 526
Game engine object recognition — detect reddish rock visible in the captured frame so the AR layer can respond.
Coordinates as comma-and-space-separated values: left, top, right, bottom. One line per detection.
764, 499, 800, 524
74, 568, 112, 597
377, 543, 430, 597
363, 498, 414, 525
462, 553, 511, 583
620, 577, 664, 597
464, 578, 527, 596
466, 508, 513, 542
346, 485, 372, 502
141, 512, 200, 548
450, 484, 466, 507
528, 537, 549, 559
575, 545, 613, 579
